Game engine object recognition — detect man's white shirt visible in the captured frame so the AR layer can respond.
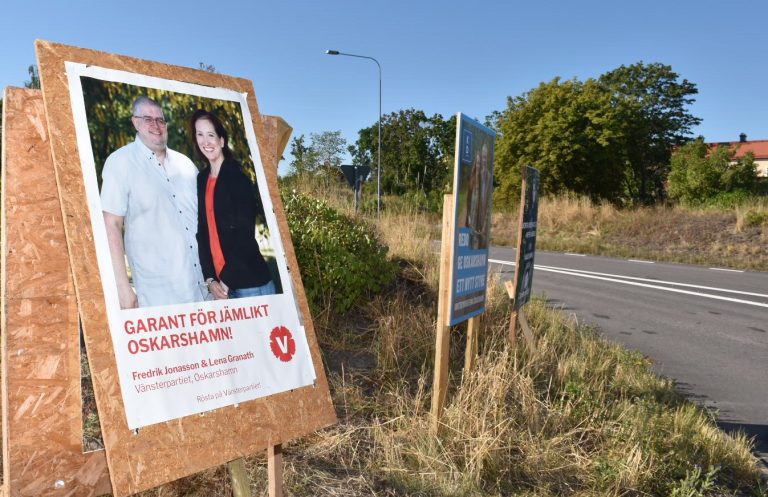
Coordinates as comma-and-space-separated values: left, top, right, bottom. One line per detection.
101, 137, 206, 307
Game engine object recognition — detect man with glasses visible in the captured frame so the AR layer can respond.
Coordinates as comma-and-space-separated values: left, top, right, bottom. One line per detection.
101, 96, 206, 308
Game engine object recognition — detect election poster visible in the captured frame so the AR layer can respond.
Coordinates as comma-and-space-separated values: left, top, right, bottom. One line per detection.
65, 63, 316, 429
513, 166, 540, 309
449, 113, 496, 325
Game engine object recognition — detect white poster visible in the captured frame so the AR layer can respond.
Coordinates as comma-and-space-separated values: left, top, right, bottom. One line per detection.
66, 63, 315, 429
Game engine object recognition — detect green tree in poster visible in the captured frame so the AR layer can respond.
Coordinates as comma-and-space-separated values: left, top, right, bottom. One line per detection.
80, 78, 250, 180
79, 77, 266, 225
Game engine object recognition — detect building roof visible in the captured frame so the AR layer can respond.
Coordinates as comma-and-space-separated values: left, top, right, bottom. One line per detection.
707, 140, 768, 160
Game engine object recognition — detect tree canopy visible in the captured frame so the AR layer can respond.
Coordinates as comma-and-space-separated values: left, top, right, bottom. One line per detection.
493, 77, 627, 205
285, 130, 347, 180
599, 62, 701, 203
493, 62, 701, 206
351, 109, 456, 200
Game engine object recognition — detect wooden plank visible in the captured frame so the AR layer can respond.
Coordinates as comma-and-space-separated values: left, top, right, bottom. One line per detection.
1, 87, 111, 497
431, 194, 455, 432
35, 41, 336, 496
518, 308, 536, 352
226, 458, 252, 497
504, 280, 515, 300
267, 444, 283, 497
463, 315, 480, 374
261, 116, 293, 169
508, 311, 518, 348
508, 167, 530, 345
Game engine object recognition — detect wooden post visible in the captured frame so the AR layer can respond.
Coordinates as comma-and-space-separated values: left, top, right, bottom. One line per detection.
268, 444, 283, 497
518, 308, 536, 352
504, 280, 534, 350
227, 459, 252, 497
463, 315, 480, 374
431, 194, 455, 432
508, 311, 518, 347
509, 166, 534, 346
505, 280, 517, 346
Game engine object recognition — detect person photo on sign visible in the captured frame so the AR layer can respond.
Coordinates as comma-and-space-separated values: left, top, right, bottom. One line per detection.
466, 143, 491, 249
191, 109, 275, 299
101, 96, 206, 309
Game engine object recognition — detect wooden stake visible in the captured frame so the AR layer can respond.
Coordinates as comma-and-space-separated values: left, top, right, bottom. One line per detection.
227, 458, 252, 497
464, 315, 480, 375
431, 194, 455, 433
508, 310, 518, 347
268, 444, 283, 497
518, 308, 536, 352
504, 280, 518, 346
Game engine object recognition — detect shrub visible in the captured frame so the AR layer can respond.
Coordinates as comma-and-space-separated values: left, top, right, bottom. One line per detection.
744, 209, 768, 227
668, 139, 759, 205
704, 189, 754, 209
282, 190, 396, 314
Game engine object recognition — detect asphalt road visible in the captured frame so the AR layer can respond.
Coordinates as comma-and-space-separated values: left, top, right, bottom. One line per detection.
488, 247, 768, 464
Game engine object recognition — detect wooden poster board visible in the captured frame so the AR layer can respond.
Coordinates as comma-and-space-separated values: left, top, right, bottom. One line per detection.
2, 88, 112, 497
34, 40, 336, 496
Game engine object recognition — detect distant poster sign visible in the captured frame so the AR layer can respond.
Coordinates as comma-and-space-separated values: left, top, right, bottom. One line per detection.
449, 114, 496, 325
66, 63, 316, 429
513, 166, 540, 309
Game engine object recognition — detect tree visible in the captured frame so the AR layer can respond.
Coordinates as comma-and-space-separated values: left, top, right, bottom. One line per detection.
24, 65, 40, 89
351, 109, 456, 200
494, 77, 628, 205
599, 62, 701, 203
493, 62, 701, 206
667, 139, 758, 205
286, 134, 312, 178
309, 130, 346, 179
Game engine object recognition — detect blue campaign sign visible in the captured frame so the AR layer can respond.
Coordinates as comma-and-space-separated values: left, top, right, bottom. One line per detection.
449, 114, 496, 325
461, 128, 474, 162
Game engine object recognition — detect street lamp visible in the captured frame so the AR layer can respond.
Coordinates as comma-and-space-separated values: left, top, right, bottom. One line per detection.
325, 49, 382, 217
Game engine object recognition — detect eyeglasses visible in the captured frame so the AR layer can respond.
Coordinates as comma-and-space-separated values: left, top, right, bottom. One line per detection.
133, 115, 167, 127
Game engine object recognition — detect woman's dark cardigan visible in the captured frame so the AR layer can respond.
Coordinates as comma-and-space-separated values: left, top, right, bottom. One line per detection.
196, 157, 271, 290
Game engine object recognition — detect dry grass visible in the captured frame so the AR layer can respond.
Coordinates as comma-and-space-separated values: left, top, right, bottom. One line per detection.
80, 190, 766, 496
493, 195, 768, 271
247, 277, 763, 497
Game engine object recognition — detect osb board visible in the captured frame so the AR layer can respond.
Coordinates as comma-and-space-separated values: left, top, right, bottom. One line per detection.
1, 87, 111, 496
35, 41, 336, 496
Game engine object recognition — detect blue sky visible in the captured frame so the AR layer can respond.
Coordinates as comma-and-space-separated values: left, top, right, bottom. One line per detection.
3, 0, 766, 174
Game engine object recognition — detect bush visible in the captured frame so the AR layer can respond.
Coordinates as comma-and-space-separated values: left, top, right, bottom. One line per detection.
744, 209, 768, 227
282, 190, 396, 314
704, 189, 754, 209
667, 139, 759, 205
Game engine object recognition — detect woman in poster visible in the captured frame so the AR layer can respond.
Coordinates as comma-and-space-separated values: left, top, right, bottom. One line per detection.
191, 109, 275, 299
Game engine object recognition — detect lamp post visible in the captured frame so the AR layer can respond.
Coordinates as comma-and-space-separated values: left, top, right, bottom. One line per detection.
325, 49, 381, 217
